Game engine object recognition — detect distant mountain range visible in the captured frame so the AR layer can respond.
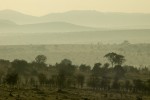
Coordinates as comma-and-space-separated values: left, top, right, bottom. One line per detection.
0, 19, 98, 33
0, 9, 150, 45
0, 9, 150, 29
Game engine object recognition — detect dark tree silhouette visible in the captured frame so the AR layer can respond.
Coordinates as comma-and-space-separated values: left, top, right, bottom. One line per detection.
115, 54, 126, 65
133, 79, 145, 92
35, 55, 47, 64
79, 64, 91, 73
92, 63, 101, 76
32, 55, 47, 70
112, 78, 120, 90
114, 65, 126, 79
104, 52, 125, 67
38, 73, 47, 86
104, 52, 117, 67
11, 59, 29, 75
56, 59, 76, 89
76, 73, 85, 88
5, 72, 18, 87
125, 80, 132, 91
87, 75, 100, 90
100, 77, 110, 90
147, 79, 150, 91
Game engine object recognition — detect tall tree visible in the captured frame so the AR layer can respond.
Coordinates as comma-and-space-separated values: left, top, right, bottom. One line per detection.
35, 55, 47, 64
92, 63, 101, 76
38, 73, 47, 86
79, 64, 91, 73
56, 59, 76, 89
104, 52, 125, 67
11, 59, 29, 75
33, 55, 47, 69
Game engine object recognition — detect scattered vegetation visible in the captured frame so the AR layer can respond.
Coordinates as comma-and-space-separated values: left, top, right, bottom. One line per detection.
0, 53, 149, 100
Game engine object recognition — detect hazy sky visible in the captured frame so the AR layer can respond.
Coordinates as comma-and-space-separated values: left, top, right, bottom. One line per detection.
0, 0, 150, 16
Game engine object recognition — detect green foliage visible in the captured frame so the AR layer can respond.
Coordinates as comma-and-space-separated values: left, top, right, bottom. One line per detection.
87, 75, 100, 90
5, 72, 18, 86
100, 77, 111, 90
0, 59, 10, 68
0, 53, 149, 94
56, 59, 76, 89
104, 52, 126, 67
147, 79, 150, 91
92, 63, 101, 76
112, 78, 120, 90
11, 59, 29, 75
35, 55, 47, 64
124, 80, 132, 90
38, 73, 47, 85
56, 59, 76, 76
114, 65, 126, 79
133, 79, 146, 91
79, 64, 91, 72
76, 73, 85, 88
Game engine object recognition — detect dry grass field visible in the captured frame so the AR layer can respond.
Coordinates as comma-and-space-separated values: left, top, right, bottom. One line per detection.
0, 86, 150, 100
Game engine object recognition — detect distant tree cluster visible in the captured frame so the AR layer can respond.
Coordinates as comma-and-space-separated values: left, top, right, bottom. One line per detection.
0, 53, 149, 94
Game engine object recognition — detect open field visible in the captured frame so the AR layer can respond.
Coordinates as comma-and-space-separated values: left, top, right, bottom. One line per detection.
0, 87, 150, 100
0, 44, 150, 67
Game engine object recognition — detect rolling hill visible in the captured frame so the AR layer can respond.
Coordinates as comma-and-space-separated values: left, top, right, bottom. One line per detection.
0, 9, 38, 24
0, 20, 98, 33
0, 29, 150, 45
0, 10, 150, 29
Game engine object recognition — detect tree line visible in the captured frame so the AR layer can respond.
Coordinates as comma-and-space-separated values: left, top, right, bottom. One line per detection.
0, 52, 150, 94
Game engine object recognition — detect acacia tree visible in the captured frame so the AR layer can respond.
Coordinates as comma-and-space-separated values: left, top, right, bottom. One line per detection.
104, 52, 125, 67
79, 64, 91, 73
33, 55, 47, 70
11, 59, 29, 75
87, 63, 102, 90
101, 63, 110, 77
35, 55, 47, 64
115, 54, 126, 65
56, 59, 76, 90
92, 63, 101, 76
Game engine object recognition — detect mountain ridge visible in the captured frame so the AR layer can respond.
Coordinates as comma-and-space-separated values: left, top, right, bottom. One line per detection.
0, 20, 99, 33
0, 9, 150, 29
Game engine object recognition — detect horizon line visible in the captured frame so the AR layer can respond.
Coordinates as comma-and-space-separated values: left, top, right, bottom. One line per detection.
1, 9, 150, 17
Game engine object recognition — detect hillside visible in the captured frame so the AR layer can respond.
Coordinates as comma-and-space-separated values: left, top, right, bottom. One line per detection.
0, 19, 17, 27
0, 9, 38, 24
0, 21, 98, 33
41, 10, 150, 28
0, 10, 150, 28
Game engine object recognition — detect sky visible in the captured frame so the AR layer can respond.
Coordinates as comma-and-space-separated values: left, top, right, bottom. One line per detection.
0, 0, 150, 16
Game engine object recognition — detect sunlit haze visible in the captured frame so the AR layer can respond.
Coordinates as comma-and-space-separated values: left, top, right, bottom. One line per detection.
0, 0, 150, 16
